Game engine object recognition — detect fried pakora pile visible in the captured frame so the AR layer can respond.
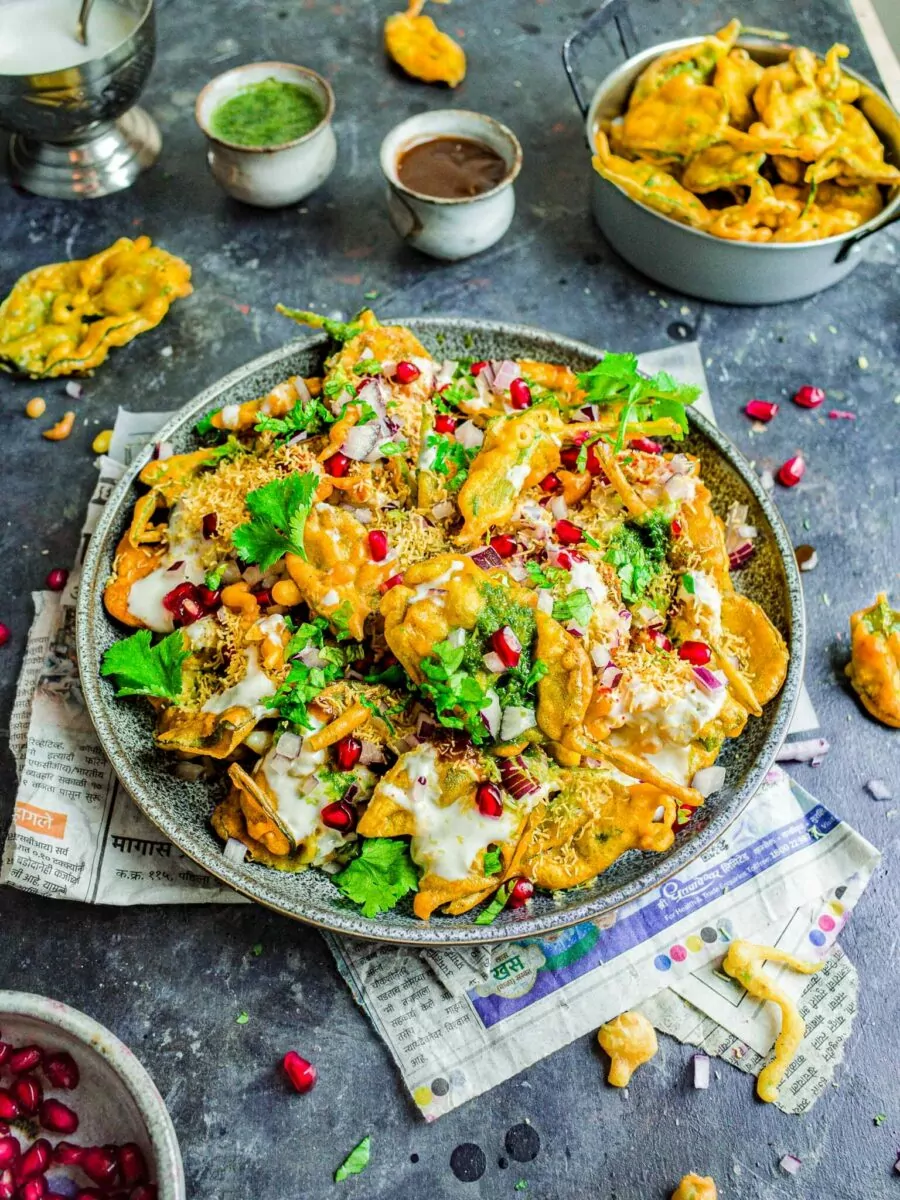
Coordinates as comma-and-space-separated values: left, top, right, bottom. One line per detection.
0, 236, 192, 378
594, 21, 900, 243
100, 309, 788, 924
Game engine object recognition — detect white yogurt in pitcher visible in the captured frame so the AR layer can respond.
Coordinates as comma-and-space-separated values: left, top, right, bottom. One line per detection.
0, 0, 139, 75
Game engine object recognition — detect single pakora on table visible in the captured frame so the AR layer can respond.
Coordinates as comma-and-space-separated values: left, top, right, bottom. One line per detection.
592, 20, 900, 244
100, 308, 789, 925
846, 593, 900, 727
384, 0, 466, 88
0, 236, 191, 378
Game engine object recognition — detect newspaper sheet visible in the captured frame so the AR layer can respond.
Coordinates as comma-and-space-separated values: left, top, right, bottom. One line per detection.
0, 343, 879, 1118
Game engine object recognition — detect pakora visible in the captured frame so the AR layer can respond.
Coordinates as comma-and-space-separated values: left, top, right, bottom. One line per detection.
384, 0, 466, 88
846, 593, 900, 727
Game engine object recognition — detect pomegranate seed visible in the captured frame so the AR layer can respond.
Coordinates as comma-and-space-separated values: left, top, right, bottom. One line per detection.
81, 1145, 119, 1188
555, 548, 584, 570
74, 1192, 105, 1200
253, 588, 272, 609
629, 437, 662, 454
675, 802, 700, 830
45, 568, 68, 591
0, 1175, 13, 1200
777, 455, 805, 487
489, 534, 516, 559
678, 640, 711, 666
335, 736, 362, 771
434, 414, 457, 434
367, 529, 388, 562
670, 517, 683, 537
539, 472, 562, 493
161, 582, 206, 627
490, 626, 522, 669
325, 451, 351, 478
393, 361, 421, 385
42, 1052, 79, 1091
20, 1179, 47, 1200
561, 443, 603, 475
380, 573, 403, 594
0, 1044, 9, 1067
647, 629, 673, 652
129, 1187, 158, 1200
320, 801, 356, 833
0, 1096, 18, 1123
507, 877, 534, 909
0, 1138, 19, 1171
202, 511, 218, 538
283, 1051, 318, 1094
16, 1139, 51, 1181
0, 624, 8, 648
117, 1144, 148, 1187
197, 585, 220, 610
39, 1098, 78, 1134
793, 384, 825, 409
555, 519, 583, 546
745, 399, 779, 422
53, 1142, 84, 1166
9, 1046, 42, 1075
0, 1127, 6, 1138
509, 378, 532, 409
13, 1076, 41, 1114
470, 360, 489, 376
475, 782, 504, 819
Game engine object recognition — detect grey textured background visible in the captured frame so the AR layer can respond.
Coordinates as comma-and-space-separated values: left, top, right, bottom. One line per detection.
1, 1, 899, 1197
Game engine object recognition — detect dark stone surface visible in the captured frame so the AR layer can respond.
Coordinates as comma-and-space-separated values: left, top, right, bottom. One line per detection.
0, 1, 898, 1197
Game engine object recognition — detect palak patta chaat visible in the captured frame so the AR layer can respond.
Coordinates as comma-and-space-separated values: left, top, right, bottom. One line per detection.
594, 20, 900, 243
99, 309, 788, 923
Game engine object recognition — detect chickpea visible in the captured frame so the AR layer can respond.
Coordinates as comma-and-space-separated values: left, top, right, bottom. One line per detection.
25, 397, 46, 419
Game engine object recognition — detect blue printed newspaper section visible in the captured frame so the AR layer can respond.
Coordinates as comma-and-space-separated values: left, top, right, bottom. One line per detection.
470, 804, 840, 1028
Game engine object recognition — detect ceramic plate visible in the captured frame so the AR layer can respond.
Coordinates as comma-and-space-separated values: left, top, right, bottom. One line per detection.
76, 318, 805, 944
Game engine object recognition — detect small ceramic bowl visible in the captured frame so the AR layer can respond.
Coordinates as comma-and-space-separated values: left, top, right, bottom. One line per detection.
0, 991, 184, 1198
380, 109, 522, 260
195, 61, 336, 207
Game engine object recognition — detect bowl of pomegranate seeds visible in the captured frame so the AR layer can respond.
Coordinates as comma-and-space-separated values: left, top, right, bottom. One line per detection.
0, 991, 184, 1200
78, 313, 804, 943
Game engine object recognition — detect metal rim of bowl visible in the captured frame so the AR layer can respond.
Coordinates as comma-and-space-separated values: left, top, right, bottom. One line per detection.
75, 317, 805, 945
0, 990, 185, 1199
585, 35, 900, 251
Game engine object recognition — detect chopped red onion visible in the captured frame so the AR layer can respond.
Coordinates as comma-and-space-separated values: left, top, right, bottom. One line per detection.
359, 740, 385, 766
591, 646, 610, 669
220, 561, 242, 585
779, 1155, 802, 1176
223, 837, 248, 863
536, 590, 554, 614
297, 645, 327, 668
482, 651, 507, 674
479, 690, 502, 739
431, 500, 455, 521
664, 474, 695, 501
65, 380, 84, 400
468, 545, 503, 571
500, 706, 536, 741
865, 778, 892, 801
759, 468, 775, 491
693, 1053, 710, 1089
578, 404, 600, 422
635, 604, 664, 629
242, 564, 262, 586
651, 805, 666, 823
775, 738, 830, 765
474, 370, 494, 407
692, 666, 723, 694
692, 765, 726, 797
447, 628, 466, 649
301, 774, 319, 795
490, 359, 522, 394
828, 409, 856, 420
355, 378, 387, 420
276, 731, 302, 759
600, 665, 623, 689
728, 542, 755, 570
342, 782, 359, 804
342, 423, 382, 461
287, 431, 309, 446
549, 495, 569, 521
155, 441, 174, 461
499, 755, 540, 800
669, 454, 693, 476
455, 420, 484, 450
292, 376, 312, 405
434, 359, 458, 387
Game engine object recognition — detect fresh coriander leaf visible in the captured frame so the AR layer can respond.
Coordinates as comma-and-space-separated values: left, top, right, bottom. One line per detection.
276, 305, 364, 343
265, 621, 360, 729
194, 411, 218, 438
576, 353, 700, 450
525, 561, 568, 590
874, 1112, 887, 1126
426, 432, 477, 491
250, 942, 263, 957
483, 847, 502, 876
380, 440, 408, 457
552, 588, 593, 626
604, 509, 671, 604
353, 358, 382, 374
255, 392, 332, 441
335, 1136, 371, 1183
525, 660, 549, 688
583, 531, 601, 550
475, 882, 511, 925
232, 472, 318, 571
515, 1182, 528, 1192
420, 637, 491, 742
205, 565, 225, 590
235, 1010, 249, 1025
681, 572, 696, 595
330, 600, 355, 641
333, 839, 419, 917
100, 630, 188, 700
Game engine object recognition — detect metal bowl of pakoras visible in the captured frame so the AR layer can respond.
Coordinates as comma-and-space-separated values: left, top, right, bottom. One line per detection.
563, 16, 900, 304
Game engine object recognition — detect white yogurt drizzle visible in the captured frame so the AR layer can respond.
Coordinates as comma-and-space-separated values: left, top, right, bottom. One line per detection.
201, 647, 275, 718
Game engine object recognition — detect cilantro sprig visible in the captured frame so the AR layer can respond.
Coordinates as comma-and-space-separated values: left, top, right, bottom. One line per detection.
232, 472, 318, 571
333, 838, 419, 917
551, 588, 593, 627
254, 391, 333, 442
276, 305, 364, 343
425, 432, 477, 492
577, 352, 700, 451
265, 617, 363, 730
604, 509, 671, 603
420, 638, 492, 743
100, 629, 188, 701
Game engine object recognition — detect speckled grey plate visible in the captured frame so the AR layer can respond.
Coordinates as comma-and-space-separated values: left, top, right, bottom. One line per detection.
77, 318, 805, 945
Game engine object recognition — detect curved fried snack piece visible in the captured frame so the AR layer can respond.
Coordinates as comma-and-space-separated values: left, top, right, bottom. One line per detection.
620, 75, 729, 161
384, 0, 466, 88
212, 785, 309, 870
674, 479, 732, 591
750, 47, 846, 161
630, 19, 741, 103
103, 534, 166, 627
155, 704, 260, 759
805, 102, 900, 187
209, 375, 323, 434
720, 592, 788, 708
521, 773, 675, 890
817, 41, 861, 103
0, 236, 191, 379
534, 610, 593, 753
706, 175, 786, 242
224, 764, 296, 856
597, 1011, 658, 1086
672, 1176, 718, 1200
285, 503, 393, 640
456, 406, 565, 545
714, 47, 764, 131
592, 132, 711, 231
845, 592, 900, 727
722, 939, 823, 1103
772, 181, 883, 241
681, 142, 766, 194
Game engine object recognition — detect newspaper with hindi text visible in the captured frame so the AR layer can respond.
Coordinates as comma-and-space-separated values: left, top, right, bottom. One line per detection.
0, 344, 880, 1118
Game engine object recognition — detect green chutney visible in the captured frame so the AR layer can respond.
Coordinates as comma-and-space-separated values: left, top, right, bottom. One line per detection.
210, 77, 324, 148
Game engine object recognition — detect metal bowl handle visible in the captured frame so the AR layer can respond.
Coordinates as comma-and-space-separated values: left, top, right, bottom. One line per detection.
562, 0, 639, 118
834, 202, 900, 263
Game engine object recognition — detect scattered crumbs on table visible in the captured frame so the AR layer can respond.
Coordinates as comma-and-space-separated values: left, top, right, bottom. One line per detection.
857, 355, 869, 369
680, 304, 690, 315
803, 518, 811, 530
160, 345, 173, 358
236, 1010, 249, 1024
364, 290, 379, 300
873, 1112, 886, 1126
251, 942, 263, 957
795, 544, 817, 572
658, 298, 669, 308
514, 1182, 528, 1192
828, 324, 838, 334
649, 289, 657, 296
822, 593, 831, 607
335, 1135, 372, 1182
705, 357, 713, 367
808, 331, 817, 343
865, 779, 893, 802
